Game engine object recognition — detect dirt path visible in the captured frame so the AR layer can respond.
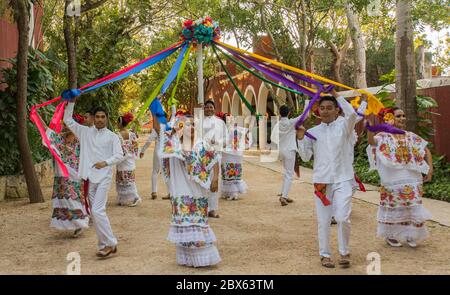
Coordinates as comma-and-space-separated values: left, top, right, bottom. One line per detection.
1, 147, 449, 275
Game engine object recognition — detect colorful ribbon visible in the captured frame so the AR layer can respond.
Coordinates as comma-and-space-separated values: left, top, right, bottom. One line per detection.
211, 45, 255, 114
215, 40, 384, 115
31, 41, 183, 178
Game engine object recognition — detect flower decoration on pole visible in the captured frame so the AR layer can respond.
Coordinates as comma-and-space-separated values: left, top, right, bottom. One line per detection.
180, 16, 221, 45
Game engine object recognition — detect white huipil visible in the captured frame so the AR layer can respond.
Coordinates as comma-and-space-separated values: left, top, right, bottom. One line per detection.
367, 132, 432, 242
116, 131, 140, 205
271, 114, 301, 199
297, 96, 357, 258
140, 129, 161, 194
202, 115, 227, 212
45, 129, 89, 231
160, 126, 221, 267
221, 124, 251, 199
64, 102, 123, 249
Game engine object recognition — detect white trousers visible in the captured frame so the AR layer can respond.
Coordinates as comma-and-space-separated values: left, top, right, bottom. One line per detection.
152, 147, 160, 193
89, 177, 117, 249
314, 180, 353, 258
280, 150, 296, 199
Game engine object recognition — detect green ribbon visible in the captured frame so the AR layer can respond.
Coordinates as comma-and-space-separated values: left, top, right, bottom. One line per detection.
214, 44, 305, 97
134, 71, 170, 124
169, 45, 192, 106
212, 45, 255, 114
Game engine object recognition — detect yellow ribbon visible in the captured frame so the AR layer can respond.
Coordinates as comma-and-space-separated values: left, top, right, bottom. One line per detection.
216, 41, 384, 114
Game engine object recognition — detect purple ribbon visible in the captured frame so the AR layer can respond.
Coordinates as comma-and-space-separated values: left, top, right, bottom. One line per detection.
366, 122, 405, 134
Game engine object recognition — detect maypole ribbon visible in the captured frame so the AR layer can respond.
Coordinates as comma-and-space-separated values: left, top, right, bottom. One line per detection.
213, 44, 311, 97
31, 41, 183, 178
212, 45, 255, 114
169, 45, 192, 106
215, 41, 384, 115
224, 47, 318, 98
148, 43, 190, 127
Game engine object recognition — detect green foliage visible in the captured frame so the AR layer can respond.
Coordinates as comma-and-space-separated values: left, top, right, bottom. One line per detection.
0, 48, 55, 175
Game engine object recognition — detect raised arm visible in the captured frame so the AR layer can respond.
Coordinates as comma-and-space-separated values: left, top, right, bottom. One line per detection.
64, 101, 87, 139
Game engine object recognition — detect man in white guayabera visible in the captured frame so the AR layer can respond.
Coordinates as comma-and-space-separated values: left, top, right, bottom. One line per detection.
64, 97, 123, 258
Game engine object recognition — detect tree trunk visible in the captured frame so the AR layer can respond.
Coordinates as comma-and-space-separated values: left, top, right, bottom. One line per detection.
395, 0, 417, 132
345, 2, 367, 89
14, 0, 44, 203
416, 44, 425, 80
327, 34, 351, 84
64, 0, 78, 88
298, 0, 307, 71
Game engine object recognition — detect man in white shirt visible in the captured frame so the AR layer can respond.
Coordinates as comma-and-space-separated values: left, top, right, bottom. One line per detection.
202, 100, 227, 218
297, 88, 365, 269
272, 105, 300, 206
64, 99, 123, 258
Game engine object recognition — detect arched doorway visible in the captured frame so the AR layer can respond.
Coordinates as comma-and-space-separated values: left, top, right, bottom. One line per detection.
222, 92, 231, 113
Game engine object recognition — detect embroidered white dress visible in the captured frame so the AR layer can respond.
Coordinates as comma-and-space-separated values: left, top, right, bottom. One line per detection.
45, 129, 89, 230
160, 128, 221, 267
221, 125, 251, 199
116, 131, 141, 205
367, 131, 432, 242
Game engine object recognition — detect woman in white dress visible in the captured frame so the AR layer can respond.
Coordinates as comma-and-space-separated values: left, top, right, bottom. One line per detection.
116, 113, 141, 207
159, 114, 221, 267
219, 114, 252, 200
367, 107, 433, 247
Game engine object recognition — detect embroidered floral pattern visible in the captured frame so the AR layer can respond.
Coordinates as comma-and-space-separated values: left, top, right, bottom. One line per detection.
49, 131, 80, 171
379, 183, 424, 208
52, 177, 83, 201
221, 162, 242, 181
171, 195, 209, 226
375, 132, 428, 171
185, 142, 219, 187
52, 208, 87, 221
116, 170, 136, 186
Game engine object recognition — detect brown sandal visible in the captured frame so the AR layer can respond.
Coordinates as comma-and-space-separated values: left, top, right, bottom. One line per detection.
320, 256, 335, 268
279, 197, 288, 206
338, 254, 351, 268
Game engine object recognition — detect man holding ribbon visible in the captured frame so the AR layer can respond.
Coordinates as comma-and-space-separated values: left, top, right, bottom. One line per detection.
64, 96, 124, 258
296, 88, 365, 269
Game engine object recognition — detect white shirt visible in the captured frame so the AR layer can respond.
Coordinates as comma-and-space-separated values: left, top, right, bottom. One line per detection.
64, 103, 123, 183
271, 115, 301, 154
297, 96, 357, 184
202, 115, 227, 152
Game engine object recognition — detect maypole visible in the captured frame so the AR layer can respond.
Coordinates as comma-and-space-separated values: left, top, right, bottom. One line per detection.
197, 43, 204, 105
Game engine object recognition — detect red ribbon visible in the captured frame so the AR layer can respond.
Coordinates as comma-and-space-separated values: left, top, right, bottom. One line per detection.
29, 107, 69, 178
29, 41, 183, 179
354, 174, 366, 192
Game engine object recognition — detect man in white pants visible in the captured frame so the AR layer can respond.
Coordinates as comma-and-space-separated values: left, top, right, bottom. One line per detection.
297, 88, 365, 269
272, 105, 300, 206
140, 128, 161, 199
64, 100, 123, 258
202, 100, 226, 218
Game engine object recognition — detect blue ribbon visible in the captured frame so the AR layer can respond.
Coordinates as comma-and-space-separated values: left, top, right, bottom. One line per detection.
61, 89, 82, 100
82, 45, 181, 93
160, 44, 188, 94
